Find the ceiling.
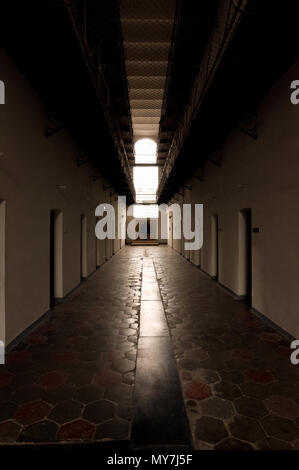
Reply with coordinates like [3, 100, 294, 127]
[0, 0, 136, 203]
[0, 0, 297, 205]
[157, 0, 298, 202]
[120, 0, 176, 167]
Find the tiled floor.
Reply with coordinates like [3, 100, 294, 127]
[132, 257, 190, 447]
[0, 245, 299, 449]
[0, 251, 142, 444]
[153, 247, 299, 450]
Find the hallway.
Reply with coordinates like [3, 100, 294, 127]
[0, 0, 299, 459]
[0, 246, 298, 450]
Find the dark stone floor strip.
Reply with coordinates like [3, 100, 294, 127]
[139, 301, 169, 337]
[131, 257, 191, 448]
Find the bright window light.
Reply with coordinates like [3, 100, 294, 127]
[133, 166, 158, 204]
[135, 195, 156, 203]
[134, 138, 157, 164]
[133, 204, 158, 219]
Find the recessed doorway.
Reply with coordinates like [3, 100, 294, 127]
[0, 200, 5, 344]
[238, 208, 252, 305]
[211, 214, 219, 279]
[50, 209, 63, 306]
[81, 215, 87, 280]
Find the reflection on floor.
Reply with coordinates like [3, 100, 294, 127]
[0, 251, 142, 444]
[154, 248, 299, 450]
[0, 246, 298, 450]
[132, 256, 190, 447]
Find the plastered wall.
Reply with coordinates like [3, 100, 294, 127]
[168, 60, 299, 339]
[0, 51, 123, 344]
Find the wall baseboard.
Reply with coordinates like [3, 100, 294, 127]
[250, 307, 295, 342]
[182, 253, 295, 343]
[218, 281, 244, 301]
[5, 245, 125, 353]
[6, 309, 52, 353]
[6, 266, 101, 352]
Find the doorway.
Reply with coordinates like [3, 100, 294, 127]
[238, 209, 252, 304]
[0, 201, 5, 345]
[81, 215, 87, 280]
[169, 214, 173, 248]
[211, 214, 218, 279]
[96, 236, 100, 268]
[96, 218, 105, 267]
[50, 210, 63, 307]
[105, 237, 110, 261]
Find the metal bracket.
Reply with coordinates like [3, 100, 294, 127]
[206, 148, 222, 167]
[237, 112, 258, 139]
[193, 173, 204, 181]
[207, 157, 222, 167]
[76, 149, 89, 167]
[45, 112, 64, 138]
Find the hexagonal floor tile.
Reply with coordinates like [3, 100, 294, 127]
[229, 415, 265, 443]
[18, 420, 58, 443]
[257, 437, 293, 450]
[105, 383, 133, 403]
[83, 400, 116, 424]
[198, 397, 234, 420]
[15, 400, 50, 425]
[261, 415, 299, 442]
[74, 384, 105, 404]
[195, 416, 228, 444]
[36, 371, 66, 389]
[95, 418, 130, 440]
[0, 402, 17, 422]
[234, 396, 268, 419]
[264, 395, 299, 420]
[49, 399, 83, 424]
[0, 421, 22, 442]
[57, 419, 95, 441]
[185, 382, 211, 401]
[215, 438, 254, 450]
[111, 359, 135, 374]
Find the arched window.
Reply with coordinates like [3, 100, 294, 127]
[134, 138, 157, 164]
[133, 139, 158, 209]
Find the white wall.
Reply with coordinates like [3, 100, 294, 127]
[168, 59, 299, 339]
[168, 196, 183, 254]
[0, 200, 5, 344]
[0, 50, 124, 344]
